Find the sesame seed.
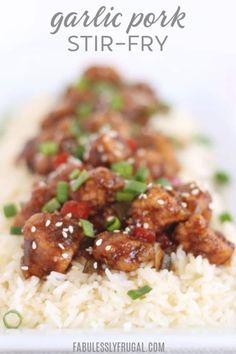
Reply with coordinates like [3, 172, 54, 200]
[136, 222, 141, 227]
[32, 241, 37, 250]
[181, 202, 188, 208]
[139, 193, 147, 199]
[62, 231, 68, 238]
[96, 239, 103, 246]
[191, 188, 200, 196]
[45, 219, 51, 227]
[85, 246, 93, 254]
[65, 213, 72, 219]
[62, 253, 69, 259]
[106, 216, 114, 222]
[21, 266, 29, 271]
[63, 228, 69, 232]
[165, 186, 173, 191]
[58, 243, 65, 250]
[105, 245, 112, 251]
[157, 199, 165, 206]
[143, 223, 149, 229]
[68, 225, 74, 234]
[93, 262, 98, 269]
[113, 230, 120, 233]
[31, 226, 36, 233]
[147, 183, 153, 189]
[181, 192, 190, 198]
[55, 222, 63, 227]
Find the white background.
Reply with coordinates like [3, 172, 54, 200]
[0, 0, 236, 212]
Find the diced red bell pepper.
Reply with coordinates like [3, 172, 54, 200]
[52, 152, 69, 169]
[126, 138, 138, 152]
[61, 201, 91, 219]
[132, 227, 156, 243]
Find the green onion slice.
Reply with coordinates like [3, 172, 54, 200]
[155, 178, 172, 188]
[111, 161, 133, 178]
[124, 180, 147, 195]
[10, 226, 23, 235]
[3, 310, 22, 329]
[3, 203, 17, 218]
[76, 103, 93, 119]
[73, 145, 85, 160]
[219, 212, 233, 223]
[75, 77, 90, 92]
[194, 134, 212, 145]
[70, 170, 89, 192]
[115, 191, 135, 202]
[42, 198, 61, 213]
[39, 141, 58, 156]
[110, 94, 124, 111]
[69, 120, 81, 138]
[127, 285, 152, 300]
[106, 216, 121, 231]
[69, 169, 81, 180]
[56, 181, 69, 203]
[214, 171, 230, 185]
[80, 219, 95, 238]
[135, 167, 149, 182]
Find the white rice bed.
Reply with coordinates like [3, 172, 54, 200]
[0, 97, 236, 329]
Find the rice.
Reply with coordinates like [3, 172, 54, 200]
[0, 97, 236, 329]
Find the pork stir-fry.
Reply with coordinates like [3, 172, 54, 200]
[4, 65, 234, 279]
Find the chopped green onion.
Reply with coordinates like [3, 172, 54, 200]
[93, 81, 116, 95]
[73, 145, 85, 160]
[80, 219, 95, 238]
[124, 180, 147, 195]
[10, 226, 22, 235]
[69, 120, 81, 138]
[110, 94, 124, 111]
[3, 310, 22, 329]
[75, 77, 90, 92]
[70, 170, 89, 192]
[214, 171, 230, 185]
[69, 169, 81, 180]
[135, 167, 149, 182]
[111, 161, 133, 178]
[42, 198, 61, 213]
[56, 181, 69, 203]
[115, 191, 135, 202]
[155, 178, 172, 188]
[39, 141, 58, 156]
[194, 134, 212, 145]
[127, 285, 152, 300]
[76, 103, 93, 119]
[106, 216, 121, 231]
[219, 212, 233, 223]
[3, 203, 17, 218]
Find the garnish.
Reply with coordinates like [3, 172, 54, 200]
[3, 310, 22, 329]
[56, 181, 69, 203]
[124, 180, 147, 195]
[73, 145, 85, 160]
[127, 285, 152, 300]
[106, 216, 121, 231]
[110, 94, 124, 111]
[76, 103, 93, 119]
[69, 120, 81, 138]
[75, 77, 90, 92]
[155, 178, 172, 188]
[10, 226, 23, 235]
[3, 203, 17, 218]
[115, 191, 136, 202]
[39, 141, 58, 156]
[219, 212, 233, 223]
[69, 169, 81, 180]
[135, 167, 149, 182]
[111, 161, 133, 178]
[214, 171, 230, 185]
[61, 201, 91, 219]
[42, 198, 61, 213]
[80, 219, 95, 238]
[194, 134, 212, 145]
[70, 170, 89, 192]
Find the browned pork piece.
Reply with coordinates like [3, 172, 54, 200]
[21, 213, 83, 278]
[84, 132, 132, 168]
[175, 182, 212, 222]
[174, 214, 235, 265]
[129, 185, 188, 233]
[93, 231, 154, 272]
[81, 111, 132, 137]
[83, 66, 122, 84]
[70, 167, 124, 210]
[133, 130, 179, 179]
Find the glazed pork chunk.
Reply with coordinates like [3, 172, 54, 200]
[84, 131, 132, 168]
[93, 231, 154, 272]
[174, 214, 235, 265]
[22, 213, 83, 278]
